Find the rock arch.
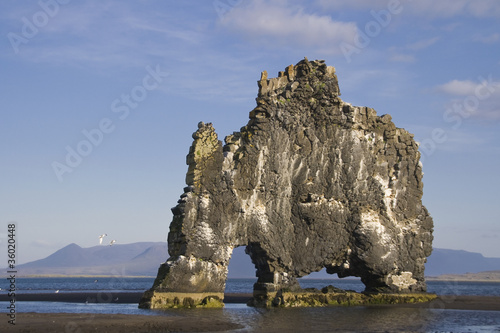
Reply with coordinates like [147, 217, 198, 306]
[139, 59, 433, 309]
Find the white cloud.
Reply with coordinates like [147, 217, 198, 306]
[441, 22, 462, 32]
[436, 78, 500, 121]
[390, 53, 415, 63]
[32, 239, 61, 249]
[316, 0, 500, 18]
[473, 33, 500, 44]
[436, 78, 500, 96]
[437, 80, 482, 96]
[406, 37, 440, 50]
[219, 0, 358, 55]
[437, 130, 488, 152]
[387, 37, 439, 63]
[414, 125, 494, 156]
[5, 1, 207, 68]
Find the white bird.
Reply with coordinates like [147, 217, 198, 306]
[55, 290, 59, 293]
[109, 240, 116, 246]
[98, 234, 107, 245]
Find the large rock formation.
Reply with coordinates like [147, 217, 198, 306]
[139, 58, 434, 309]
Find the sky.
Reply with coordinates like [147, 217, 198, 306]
[1, 0, 499, 265]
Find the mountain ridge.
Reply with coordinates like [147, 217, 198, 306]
[5, 243, 500, 278]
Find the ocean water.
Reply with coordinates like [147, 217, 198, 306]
[1, 276, 153, 293]
[3, 276, 499, 296]
[2, 277, 500, 332]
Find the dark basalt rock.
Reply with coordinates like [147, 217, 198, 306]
[139, 58, 434, 309]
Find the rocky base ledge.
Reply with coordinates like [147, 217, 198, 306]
[249, 286, 437, 308]
[139, 291, 224, 309]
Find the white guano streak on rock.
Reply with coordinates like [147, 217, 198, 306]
[240, 148, 270, 232]
[374, 174, 397, 223]
[222, 151, 235, 171]
[360, 210, 393, 260]
[197, 221, 216, 246]
[253, 204, 269, 232]
[214, 245, 233, 265]
[357, 157, 366, 181]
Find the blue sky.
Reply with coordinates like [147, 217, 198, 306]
[1, 0, 499, 264]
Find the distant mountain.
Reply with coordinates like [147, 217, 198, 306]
[427, 270, 500, 282]
[425, 248, 500, 276]
[14, 242, 168, 277]
[7, 243, 500, 278]
[11, 242, 255, 278]
[228, 247, 500, 279]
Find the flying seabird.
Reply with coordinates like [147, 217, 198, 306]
[98, 234, 107, 245]
[109, 240, 116, 246]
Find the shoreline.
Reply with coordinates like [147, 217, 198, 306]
[3, 294, 499, 332]
[0, 292, 253, 304]
[1, 292, 499, 311]
[425, 277, 500, 283]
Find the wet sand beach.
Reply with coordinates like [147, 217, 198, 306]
[12, 312, 244, 332]
[3, 294, 499, 332]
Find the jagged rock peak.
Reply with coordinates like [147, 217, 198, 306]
[257, 58, 339, 99]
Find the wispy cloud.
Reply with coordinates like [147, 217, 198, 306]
[388, 37, 439, 63]
[4, 1, 206, 68]
[438, 130, 489, 152]
[218, 0, 357, 55]
[390, 53, 416, 63]
[436, 78, 500, 96]
[32, 239, 61, 249]
[473, 33, 500, 44]
[481, 232, 499, 239]
[406, 37, 440, 50]
[414, 125, 494, 156]
[437, 80, 483, 96]
[436, 78, 500, 121]
[316, 0, 500, 18]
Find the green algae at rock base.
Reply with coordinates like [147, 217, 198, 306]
[248, 286, 437, 308]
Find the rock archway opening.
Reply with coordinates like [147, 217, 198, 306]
[298, 269, 363, 292]
[227, 246, 257, 279]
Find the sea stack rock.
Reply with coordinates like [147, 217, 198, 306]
[139, 58, 434, 309]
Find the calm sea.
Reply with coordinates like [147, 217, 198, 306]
[1, 277, 500, 332]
